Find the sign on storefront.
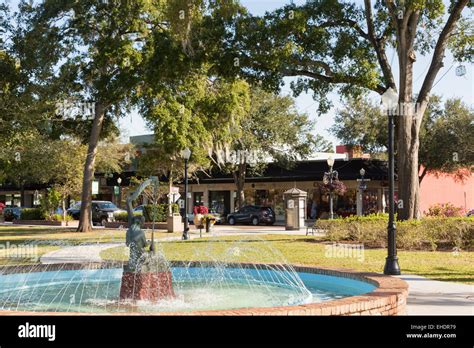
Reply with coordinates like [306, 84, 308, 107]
[92, 181, 99, 195]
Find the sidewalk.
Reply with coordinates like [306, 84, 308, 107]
[398, 275, 473, 315]
[187, 224, 325, 236]
[40, 243, 120, 264]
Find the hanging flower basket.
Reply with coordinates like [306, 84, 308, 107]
[319, 181, 347, 196]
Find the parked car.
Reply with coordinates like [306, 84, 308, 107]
[67, 201, 126, 226]
[66, 202, 82, 220]
[226, 205, 275, 226]
[3, 207, 22, 222]
[133, 205, 145, 215]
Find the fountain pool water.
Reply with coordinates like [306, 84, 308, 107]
[0, 263, 376, 313]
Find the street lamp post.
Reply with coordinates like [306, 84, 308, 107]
[358, 168, 367, 216]
[116, 177, 122, 207]
[381, 87, 401, 275]
[181, 148, 191, 240]
[324, 156, 338, 220]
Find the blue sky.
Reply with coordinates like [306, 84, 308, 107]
[5, 0, 473, 146]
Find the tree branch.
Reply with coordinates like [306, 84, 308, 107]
[281, 67, 386, 94]
[384, 0, 400, 43]
[419, 165, 428, 184]
[364, 0, 396, 90]
[417, 0, 468, 108]
[320, 19, 369, 40]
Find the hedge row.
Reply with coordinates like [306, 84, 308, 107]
[316, 215, 474, 250]
[19, 208, 45, 220]
[19, 208, 72, 221]
[115, 204, 180, 223]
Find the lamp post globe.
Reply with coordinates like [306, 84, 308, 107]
[381, 87, 399, 112]
[181, 148, 191, 161]
[326, 156, 335, 168]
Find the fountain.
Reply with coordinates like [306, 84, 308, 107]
[119, 177, 174, 302]
[0, 177, 408, 315]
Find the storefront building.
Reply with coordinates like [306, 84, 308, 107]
[186, 157, 395, 222]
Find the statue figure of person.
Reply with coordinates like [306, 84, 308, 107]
[126, 216, 147, 272]
[124, 177, 159, 272]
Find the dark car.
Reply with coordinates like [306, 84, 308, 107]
[3, 207, 22, 222]
[67, 201, 125, 226]
[66, 202, 82, 220]
[227, 205, 275, 226]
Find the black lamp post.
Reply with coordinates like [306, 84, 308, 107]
[181, 148, 191, 240]
[359, 168, 367, 216]
[381, 87, 401, 275]
[116, 177, 122, 207]
[323, 156, 338, 220]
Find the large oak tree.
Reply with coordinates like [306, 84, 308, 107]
[227, 0, 472, 219]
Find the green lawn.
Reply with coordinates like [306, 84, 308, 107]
[0, 226, 472, 284]
[101, 235, 474, 284]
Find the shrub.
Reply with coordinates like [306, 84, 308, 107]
[114, 212, 128, 222]
[48, 213, 73, 222]
[39, 188, 62, 217]
[317, 216, 474, 250]
[20, 208, 46, 220]
[114, 211, 142, 222]
[143, 204, 179, 222]
[425, 203, 465, 217]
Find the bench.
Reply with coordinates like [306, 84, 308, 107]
[305, 220, 317, 236]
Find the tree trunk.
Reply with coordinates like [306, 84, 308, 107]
[168, 172, 173, 216]
[77, 103, 106, 232]
[20, 183, 25, 207]
[395, 11, 421, 221]
[389, 2, 467, 220]
[233, 162, 246, 210]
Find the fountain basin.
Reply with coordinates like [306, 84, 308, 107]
[0, 262, 408, 315]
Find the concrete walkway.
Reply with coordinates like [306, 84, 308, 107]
[397, 275, 473, 315]
[187, 224, 326, 237]
[40, 243, 120, 264]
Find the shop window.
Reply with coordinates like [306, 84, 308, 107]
[209, 191, 230, 216]
[193, 192, 204, 208]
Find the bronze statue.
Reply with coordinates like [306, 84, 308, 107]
[123, 176, 169, 273]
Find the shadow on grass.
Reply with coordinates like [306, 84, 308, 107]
[429, 277, 473, 283]
[167, 236, 325, 244]
[0, 229, 77, 237]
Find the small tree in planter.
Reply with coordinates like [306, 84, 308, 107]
[39, 188, 62, 220]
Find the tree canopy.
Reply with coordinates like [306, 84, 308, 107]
[223, 0, 472, 219]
